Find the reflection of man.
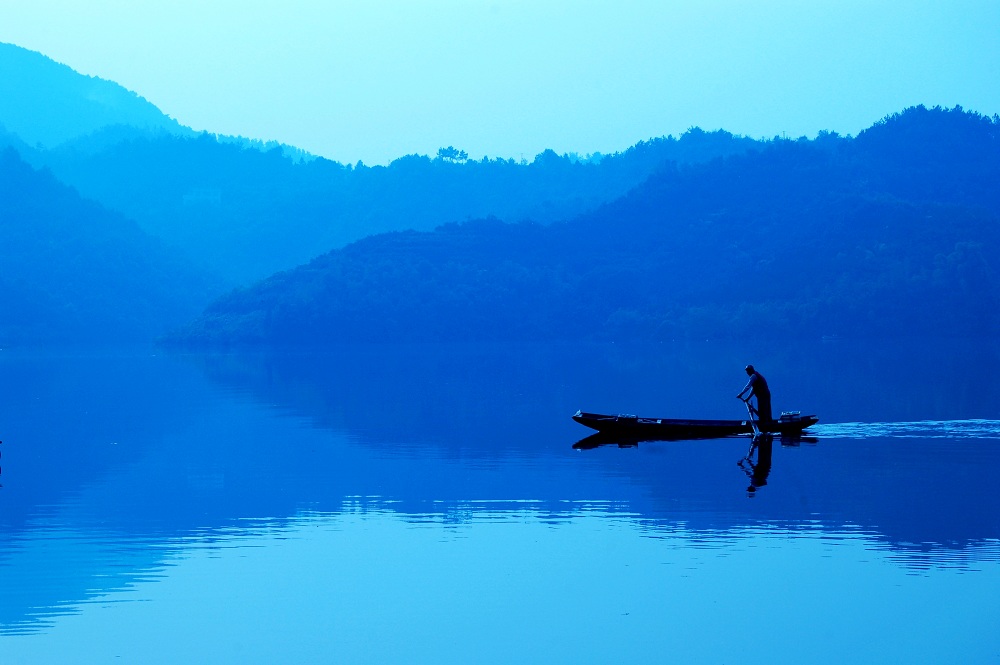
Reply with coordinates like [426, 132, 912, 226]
[743, 434, 773, 495]
[737, 364, 771, 427]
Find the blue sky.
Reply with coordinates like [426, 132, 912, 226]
[1, 0, 997, 164]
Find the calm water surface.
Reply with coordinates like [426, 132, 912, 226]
[0, 340, 998, 664]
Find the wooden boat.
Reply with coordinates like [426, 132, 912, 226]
[572, 409, 818, 440]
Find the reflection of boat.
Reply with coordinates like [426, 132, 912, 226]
[572, 434, 639, 450]
[572, 410, 818, 440]
[572, 432, 819, 450]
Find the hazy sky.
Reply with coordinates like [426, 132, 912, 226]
[1, 1, 997, 164]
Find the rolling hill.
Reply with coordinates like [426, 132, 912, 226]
[0, 149, 222, 343]
[0, 42, 763, 285]
[170, 106, 1000, 345]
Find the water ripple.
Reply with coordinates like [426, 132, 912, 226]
[811, 419, 1000, 439]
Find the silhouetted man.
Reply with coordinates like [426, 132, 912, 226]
[737, 364, 771, 428]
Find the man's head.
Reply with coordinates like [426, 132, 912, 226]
[745, 364, 755, 376]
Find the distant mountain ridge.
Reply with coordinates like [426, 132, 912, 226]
[28, 128, 759, 283]
[0, 41, 768, 286]
[171, 106, 1000, 345]
[0, 42, 193, 148]
[0, 42, 312, 164]
[3, 42, 997, 345]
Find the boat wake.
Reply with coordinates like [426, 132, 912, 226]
[810, 419, 1000, 440]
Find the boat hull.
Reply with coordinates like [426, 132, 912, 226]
[572, 410, 818, 440]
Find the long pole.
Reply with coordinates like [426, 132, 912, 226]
[743, 397, 761, 438]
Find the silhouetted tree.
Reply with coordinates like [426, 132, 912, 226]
[436, 146, 468, 162]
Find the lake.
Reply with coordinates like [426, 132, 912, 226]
[1, 339, 998, 664]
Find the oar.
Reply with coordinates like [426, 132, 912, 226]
[742, 397, 761, 438]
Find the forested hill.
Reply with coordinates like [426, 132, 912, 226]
[22, 128, 758, 284]
[171, 106, 1000, 345]
[0, 150, 222, 343]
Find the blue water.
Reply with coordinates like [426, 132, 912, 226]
[1, 340, 998, 663]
